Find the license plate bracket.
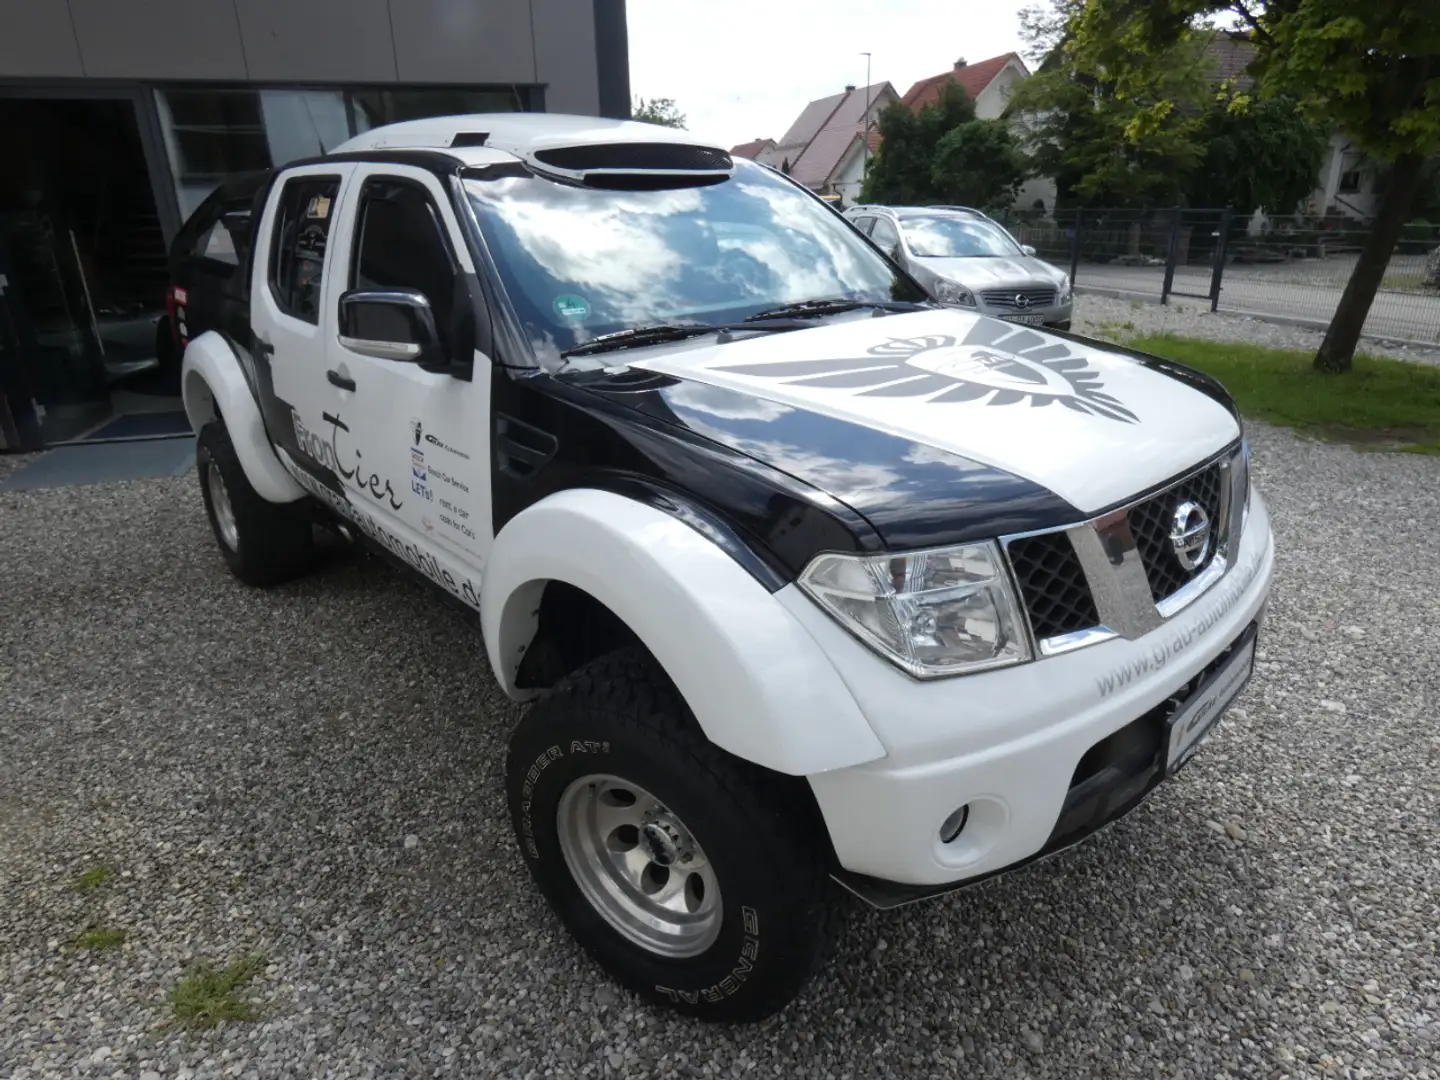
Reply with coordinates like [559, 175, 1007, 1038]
[1165, 632, 1257, 774]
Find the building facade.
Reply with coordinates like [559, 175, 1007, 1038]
[0, 0, 629, 451]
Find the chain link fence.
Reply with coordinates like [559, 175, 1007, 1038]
[995, 208, 1440, 345]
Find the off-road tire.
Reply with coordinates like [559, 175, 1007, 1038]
[196, 420, 316, 587]
[506, 646, 842, 1022]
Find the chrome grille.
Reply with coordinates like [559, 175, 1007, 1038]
[1003, 445, 1240, 651]
[981, 286, 1057, 309]
[1126, 463, 1225, 603]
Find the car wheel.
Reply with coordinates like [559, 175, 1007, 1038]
[506, 646, 843, 1022]
[196, 420, 316, 587]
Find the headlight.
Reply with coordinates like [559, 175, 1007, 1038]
[933, 278, 976, 307]
[1232, 437, 1252, 535]
[798, 543, 1031, 678]
[1059, 275, 1073, 303]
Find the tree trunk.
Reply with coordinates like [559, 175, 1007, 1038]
[1314, 152, 1426, 373]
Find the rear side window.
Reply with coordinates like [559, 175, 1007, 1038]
[350, 178, 457, 346]
[850, 215, 875, 235]
[269, 176, 341, 324]
[869, 217, 901, 255]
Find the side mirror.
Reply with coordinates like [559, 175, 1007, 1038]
[338, 288, 442, 365]
[1021, 244, 1037, 257]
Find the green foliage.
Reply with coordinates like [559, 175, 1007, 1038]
[931, 120, 1029, 210]
[631, 97, 686, 129]
[1009, 40, 1209, 207]
[169, 954, 266, 1029]
[1188, 95, 1329, 213]
[1129, 335, 1440, 452]
[69, 865, 113, 892]
[862, 80, 998, 205]
[73, 927, 128, 950]
[1072, 0, 1440, 164]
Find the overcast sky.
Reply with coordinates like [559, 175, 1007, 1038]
[626, 0, 1035, 149]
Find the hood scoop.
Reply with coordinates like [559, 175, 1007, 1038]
[507, 140, 733, 189]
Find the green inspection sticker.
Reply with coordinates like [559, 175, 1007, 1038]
[553, 294, 590, 320]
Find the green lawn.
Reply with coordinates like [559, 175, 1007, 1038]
[1125, 335, 1440, 454]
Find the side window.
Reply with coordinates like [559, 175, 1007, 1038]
[350, 178, 457, 346]
[197, 218, 239, 265]
[269, 175, 341, 324]
[851, 215, 875, 236]
[869, 217, 901, 256]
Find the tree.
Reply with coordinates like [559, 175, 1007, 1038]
[1186, 94, 1329, 214]
[631, 97, 686, 128]
[1071, 0, 1440, 372]
[931, 120, 1029, 210]
[861, 80, 981, 204]
[1017, 0, 1084, 64]
[1008, 26, 1212, 207]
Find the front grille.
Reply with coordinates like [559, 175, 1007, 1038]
[1128, 463, 1224, 602]
[981, 286, 1057, 309]
[1006, 531, 1099, 641]
[534, 143, 732, 172]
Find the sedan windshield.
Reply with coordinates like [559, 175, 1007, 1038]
[463, 160, 924, 366]
[900, 215, 1023, 259]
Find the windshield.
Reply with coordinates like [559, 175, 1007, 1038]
[463, 160, 924, 366]
[900, 215, 1024, 259]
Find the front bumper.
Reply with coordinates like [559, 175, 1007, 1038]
[975, 298, 1073, 327]
[778, 490, 1274, 904]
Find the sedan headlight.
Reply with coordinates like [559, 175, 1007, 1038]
[799, 543, 1031, 678]
[1058, 275, 1073, 303]
[933, 278, 976, 307]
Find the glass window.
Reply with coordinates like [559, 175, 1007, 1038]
[351, 179, 456, 345]
[868, 216, 901, 255]
[850, 215, 875, 235]
[269, 176, 340, 324]
[898, 215, 1024, 258]
[463, 159, 925, 365]
[349, 88, 529, 134]
[197, 218, 239, 265]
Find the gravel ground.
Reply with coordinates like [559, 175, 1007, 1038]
[2, 427, 1439, 1080]
[1073, 293, 1440, 366]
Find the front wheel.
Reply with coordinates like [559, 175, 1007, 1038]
[506, 647, 841, 1022]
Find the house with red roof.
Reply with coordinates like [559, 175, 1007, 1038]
[900, 53, 1031, 121]
[732, 81, 896, 205]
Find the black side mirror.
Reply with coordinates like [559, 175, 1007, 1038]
[338, 288, 443, 366]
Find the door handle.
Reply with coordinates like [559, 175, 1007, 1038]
[327, 369, 356, 392]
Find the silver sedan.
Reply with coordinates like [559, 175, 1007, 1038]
[845, 206, 1073, 329]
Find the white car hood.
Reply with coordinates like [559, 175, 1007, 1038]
[626, 310, 1238, 515]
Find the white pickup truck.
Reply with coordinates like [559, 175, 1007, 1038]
[178, 112, 1274, 1022]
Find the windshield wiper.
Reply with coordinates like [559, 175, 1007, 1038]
[560, 321, 802, 359]
[743, 297, 929, 322]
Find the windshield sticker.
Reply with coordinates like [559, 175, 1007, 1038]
[553, 294, 590, 320]
[711, 319, 1138, 423]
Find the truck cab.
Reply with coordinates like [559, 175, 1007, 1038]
[178, 113, 1274, 1023]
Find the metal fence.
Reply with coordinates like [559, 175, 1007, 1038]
[995, 208, 1440, 345]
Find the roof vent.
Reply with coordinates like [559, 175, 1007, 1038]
[954, 58, 967, 69]
[844, 83, 857, 92]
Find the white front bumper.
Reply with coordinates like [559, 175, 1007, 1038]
[780, 490, 1275, 891]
